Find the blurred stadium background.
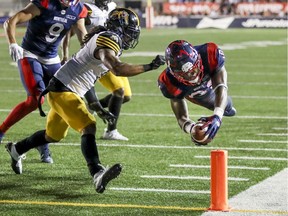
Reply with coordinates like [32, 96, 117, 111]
[0, 0, 287, 28]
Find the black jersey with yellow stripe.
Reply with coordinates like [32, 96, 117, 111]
[96, 31, 123, 56]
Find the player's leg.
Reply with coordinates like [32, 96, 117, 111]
[0, 58, 44, 143]
[35, 62, 61, 163]
[98, 72, 130, 141]
[48, 91, 122, 193]
[185, 87, 236, 116]
[6, 108, 69, 174]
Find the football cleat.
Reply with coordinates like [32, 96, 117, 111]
[5, 142, 26, 174]
[37, 144, 54, 164]
[93, 163, 122, 193]
[101, 129, 129, 141]
[224, 107, 237, 117]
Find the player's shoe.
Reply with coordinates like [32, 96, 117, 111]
[5, 142, 26, 174]
[93, 163, 122, 193]
[101, 129, 129, 141]
[37, 144, 53, 164]
[0, 132, 4, 144]
[224, 107, 237, 117]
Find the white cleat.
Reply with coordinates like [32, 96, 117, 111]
[101, 129, 129, 141]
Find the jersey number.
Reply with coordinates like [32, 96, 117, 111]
[45, 23, 65, 43]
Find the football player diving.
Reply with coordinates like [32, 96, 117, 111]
[62, 0, 132, 141]
[1, 0, 88, 163]
[158, 40, 236, 145]
[5, 8, 165, 193]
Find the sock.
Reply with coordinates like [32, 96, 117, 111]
[81, 134, 101, 176]
[107, 95, 123, 131]
[0, 96, 38, 133]
[15, 130, 48, 155]
[99, 94, 112, 108]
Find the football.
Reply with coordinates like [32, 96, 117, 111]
[191, 122, 211, 145]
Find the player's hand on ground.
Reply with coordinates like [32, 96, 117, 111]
[9, 43, 23, 62]
[198, 115, 222, 139]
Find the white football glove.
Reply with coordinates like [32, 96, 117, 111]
[9, 43, 23, 62]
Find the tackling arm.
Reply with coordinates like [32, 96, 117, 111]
[170, 98, 195, 134]
[96, 48, 165, 76]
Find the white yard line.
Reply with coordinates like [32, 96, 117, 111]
[238, 140, 287, 144]
[140, 175, 249, 181]
[257, 133, 288, 136]
[50, 143, 288, 152]
[169, 164, 270, 170]
[195, 155, 288, 161]
[109, 187, 210, 194]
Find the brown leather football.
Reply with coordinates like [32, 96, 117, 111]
[191, 122, 211, 145]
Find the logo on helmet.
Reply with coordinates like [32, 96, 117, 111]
[181, 62, 193, 73]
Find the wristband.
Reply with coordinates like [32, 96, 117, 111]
[143, 64, 152, 72]
[181, 120, 195, 134]
[213, 107, 224, 119]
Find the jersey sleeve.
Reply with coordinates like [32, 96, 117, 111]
[206, 42, 225, 72]
[31, 0, 48, 9]
[96, 32, 122, 56]
[78, 4, 88, 19]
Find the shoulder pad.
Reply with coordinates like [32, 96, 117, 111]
[97, 31, 122, 54]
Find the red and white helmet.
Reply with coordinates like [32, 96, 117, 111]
[165, 40, 204, 85]
[59, 0, 80, 7]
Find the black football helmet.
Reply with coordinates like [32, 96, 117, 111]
[106, 8, 140, 50]
[165, 40, 204, 85]
[94, 0, 111, 10]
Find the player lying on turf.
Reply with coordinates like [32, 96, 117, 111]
[158, 40, 236, 145]
[5, 8, 165, 193]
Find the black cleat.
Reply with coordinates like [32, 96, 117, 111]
[93, 163, 122, 193]
[5, 142, 25, 174]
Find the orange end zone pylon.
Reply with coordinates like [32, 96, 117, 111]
[208, 150, 231, 211]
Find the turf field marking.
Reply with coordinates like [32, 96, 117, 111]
[238, 139, 287, 144]
[0, 199, 286, 215]
[169, 164, 270, 170]
[53, 143, 288, 152]
[109, 187, 210, 194]
[257, 133, 287, 136]
[140, 175, 249, 181]
[272, 127, 287, 130]
[0, 109, 287, 120]
[195, 155, 288, 161]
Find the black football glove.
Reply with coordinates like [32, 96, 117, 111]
[96, 109, 116, 125]
[144, 55, 166, 71]
[151, 55, 166, 69]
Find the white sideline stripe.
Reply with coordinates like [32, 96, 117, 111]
[257, 133, 288, 136]
[169, 164, 270, 170]
[238, 139, 287, 144]
[52, 143, 288, 152]
[195, 155, 288, 161]
[109, 187, 210, 194]
[140, 175, 249, 181]
[201, 168, 288, 216]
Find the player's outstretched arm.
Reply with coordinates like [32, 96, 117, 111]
[170, 98, 195, 134]
[97, 48, 165, 77]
